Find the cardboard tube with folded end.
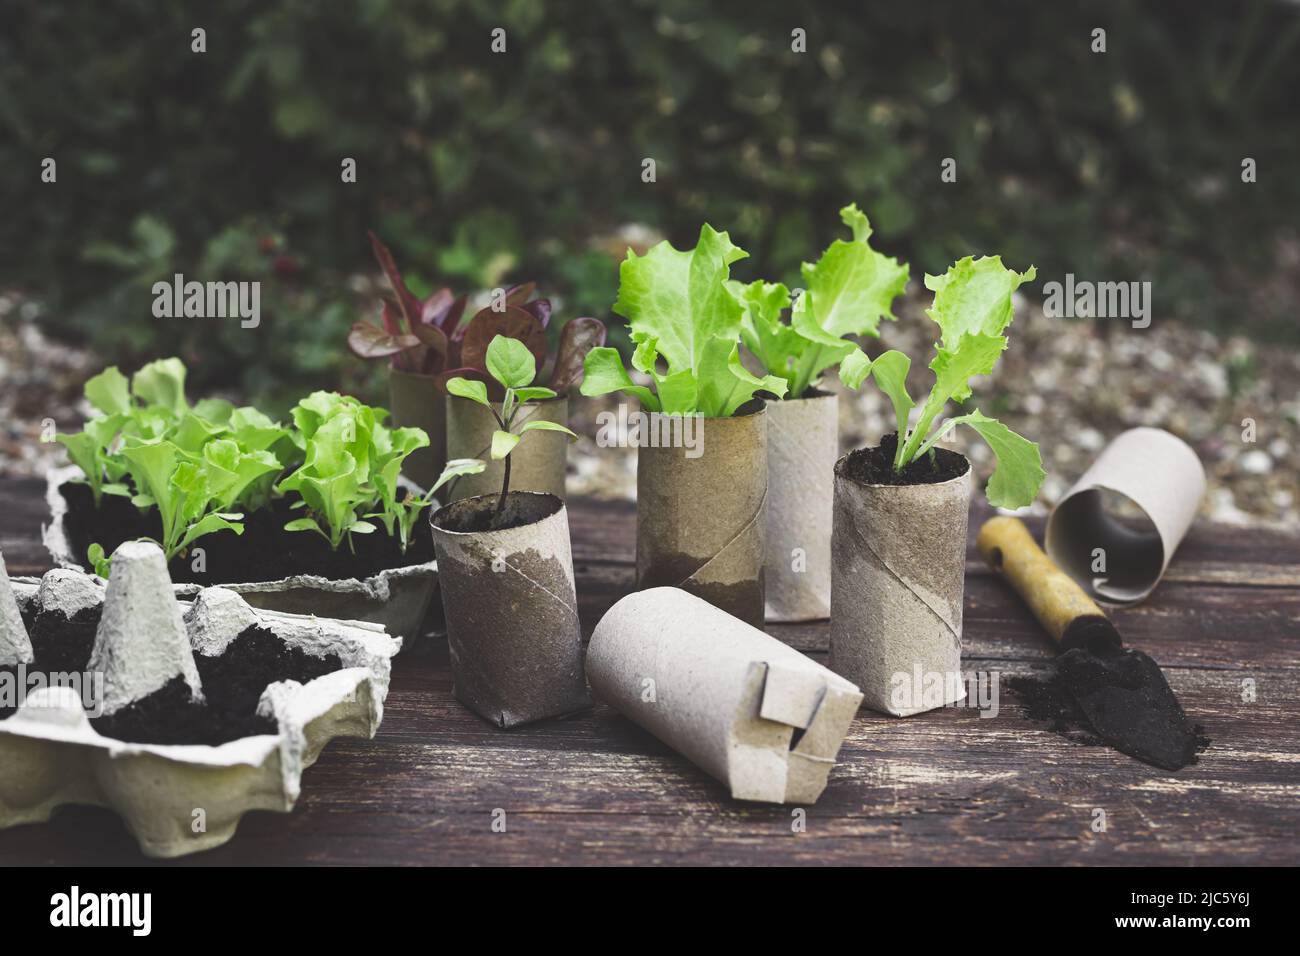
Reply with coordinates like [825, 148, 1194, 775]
[764, 392, 837, 623]
[636, 403, 767, 628]
[388, 369, 446, 491]
[828, 449, 972, 716]
[586, 587, 862, 804]
[445, 396, 569, 502]
[430, 492, 591, 728]
[1046, 427, 1205, 606]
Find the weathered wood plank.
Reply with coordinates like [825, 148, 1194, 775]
[0, 476, 49, 575]
[1, 478, 1298, 866]
[2, 661, 1293, 866]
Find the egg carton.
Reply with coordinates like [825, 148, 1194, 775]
[0, 541, 400, 858]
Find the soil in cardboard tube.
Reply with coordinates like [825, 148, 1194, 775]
[2, 604, 343, 743]
[433, 491, 561, 534]
[842, 433, 969, 486]
[59, 480, 435, 583]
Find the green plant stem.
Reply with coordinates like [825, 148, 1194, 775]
[494, 452, 512, 526]
[897, 398, 943, 470]
[789, 348, 822, 399]
[492, 391, 512, 525]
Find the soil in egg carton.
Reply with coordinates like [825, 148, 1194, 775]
[2, 603, 343, 744]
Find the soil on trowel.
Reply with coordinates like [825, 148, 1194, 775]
[841, 433, 969, 487]
[60, 480, 435, 584]
[1008, 653, 1211, 771]
[90, 625, 344, 746]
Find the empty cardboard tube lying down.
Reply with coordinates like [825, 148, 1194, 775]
[586, 587, 862, 804]
[1046, 427, 1206, 605]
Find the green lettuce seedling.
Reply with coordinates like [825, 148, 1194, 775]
[56, 366, 133, 506]
[733, 204, 909, 400]
[278, 392, 432, 552]
[445, 334, 577, 524]
[580, 225, 788, 417]
[117, 436, 281, 562]
[60, 358, 437, 565]
[839, 255, 1046, 509]
[379, 457, 486, 548]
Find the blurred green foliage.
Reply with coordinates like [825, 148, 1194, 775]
[3, 0, 1298, 410]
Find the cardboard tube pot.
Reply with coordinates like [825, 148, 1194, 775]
[828, 448, 972, 716]
[1046, 427, 1206, 605]
[636, 402, 767, 628]
[587, 587, 862, 804]
[764, 391, 837, 622]
[445, 396, 569, 502]
[388, 368, 446, 491]
[429, 492, 590, 728]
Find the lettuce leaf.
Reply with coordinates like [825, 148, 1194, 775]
[898, 256, 1035, 466]
[739, 204, 908, 398]
[800, 204, 909, 340]
[843, 255, 1045, 509]
[583, 225, 786, 416]
[914, 410, 1045, 510]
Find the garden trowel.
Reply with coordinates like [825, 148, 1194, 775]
[976, 516, 1200, 771]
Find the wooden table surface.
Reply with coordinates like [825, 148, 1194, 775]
[1, 476, 1297, 866]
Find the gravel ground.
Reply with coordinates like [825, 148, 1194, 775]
[4, 288, 1298, 529]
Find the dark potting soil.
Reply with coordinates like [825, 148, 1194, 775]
[90, 625, 344, 746]
[433, 491, 562, 534]
[2, 602, 103, 720]
[1, 600, 345, 744]
[1008, 652, 1210, 771]
[841, 433, 969, 487]
[30, 603, 101, 675]
[59, 480, 436, 584]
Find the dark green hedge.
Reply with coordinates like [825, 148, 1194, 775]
[4, 0, 1298, 407]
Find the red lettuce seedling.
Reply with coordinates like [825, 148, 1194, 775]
[348, 232, 606, 400]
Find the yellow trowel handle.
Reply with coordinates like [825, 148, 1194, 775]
[976, 516, 1122, 652]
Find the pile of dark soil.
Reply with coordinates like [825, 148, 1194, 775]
[60, 481, 435, 583]
[841, 433, 970, 487]
[1008, 658, 1211, 770]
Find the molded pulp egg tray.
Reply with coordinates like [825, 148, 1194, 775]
[0, 542, 400, 858]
